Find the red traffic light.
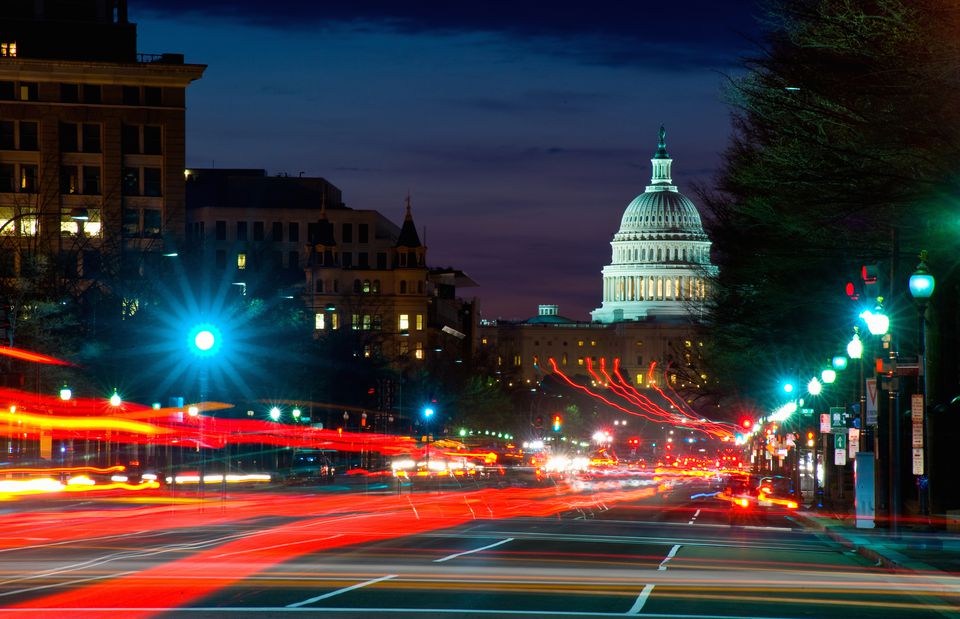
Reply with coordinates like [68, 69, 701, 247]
[845, 281, 860, 301]
[741, 418, 752, 429]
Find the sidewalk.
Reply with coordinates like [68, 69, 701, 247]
[794, 509, 960, 575]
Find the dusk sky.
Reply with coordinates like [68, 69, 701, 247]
[135, 1, 761, 321]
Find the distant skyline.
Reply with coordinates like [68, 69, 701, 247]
[136, 1, 762, 320]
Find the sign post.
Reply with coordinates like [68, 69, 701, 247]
[911, 394, 924, 475]
[835, 432, 847, 466]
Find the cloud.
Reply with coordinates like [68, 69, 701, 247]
[134, 0, 760, 70]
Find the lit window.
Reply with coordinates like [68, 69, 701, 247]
[399, 314, 409, 331]
[399, 340, 409, 356]
[578, 340, 584, 347]
[416, 314, 423, 330]
[481, 338, 488, 345]
[315, 313, 325, 330]
[331, 313, 339, 330]
[352, 314, 360, 330]
[362, 314, 371, 330]
[364, 345, 371, 358]
[590, 340, 596, 347]
[0, 43, 16, 57]
[562, 353, 567, 365]
[363, 280, 371, 293]
[636, 374, 644, 385]
[513, 354, 521, 367]
[237, 253, 246, 270]
[578, 358, 584, 366]
[685, 340, 692, 347]
[414, 342, 424, 360]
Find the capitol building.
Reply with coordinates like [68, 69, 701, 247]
[592, 127, 716, 323]
[479, 128, 716, 391]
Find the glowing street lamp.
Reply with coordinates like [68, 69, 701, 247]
[269, 407, 281, 421]
[807, 377, 822, 396]
[821, 369, 837, 385]
[832, 355, 848, 370]
[908, 250, 935, 514]
[109, 389, 121, 407]
[859, 301, 889, 336]
[59, 385, 72, 401]
[847, 328, 863, 359]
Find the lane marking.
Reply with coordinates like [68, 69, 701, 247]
[687, 509, 701, 525]
[658, 544, 681, 570]
[627, 583, 655, 615]
[0, 607, 796, 617]
[434, 537, 514, 563]
[212, 534, 343, 559]
[629, 544, 681, 615]
[287, 574, 397, 608]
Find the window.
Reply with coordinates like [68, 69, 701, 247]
[253, 221, 264, 241]
[315, 313, 325, 330]
[20, 165, 37, 193]
[122, 167, 139, 195]
[637, 356, 643, 365]
[18, 83, 37, 101]
[143, 168, 161, 196]
[0, 42, 16, 57]
[143, 209, 161, 237]
[60, 83, 79, 103]
[237, 221, 247, 241]
[288, 251, 298, 270]
[0, 164, 15, 192]
[19, 122, 37, 150]
[60, 122, 78, 151]
[417, 281, 423, 294]
[0, 82, 13, 100]
[82, 84, 101, 104]
[351, 314, 360, 330]
[122, 86, 140, 105]
[215, 249, 226, 269]
[372, 279, 380, 293]
[399, 314, 409, 331]
[315, 279, 324, 293]
[288, 222, 299, 242]
[358, 252, 369, 268]
[237, 253, 246, 270]
[144, 87, 162, 106]
[0, 121, 13, 149]
[414, 342, 424, 360]
[377, 252, 387, 269]
[122, 208, 139, 237]
[80, 123, 100, 152]
[215, 221, 227, 241]
[578, 340, 584, 347]
[341, 252, 352, 267]
[362, 314, 371, 330]
[341, 223, 352, 243]
[400, 281, 407, 294]
[353, 279, 361, 293]
[331, 313, 339, 329]
[359, 223, 369, 243]
[362, 280, 371, 293]
[82, 166, 100, 195]
[122, 124, 139, 153]
[60, 166, 79, 194]
[143, 126, 161, 154]
[271, 221, 283, 241]
[416, 314, 423, 330]
[373, 315, 382, 330]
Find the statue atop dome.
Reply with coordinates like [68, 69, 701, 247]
[654, 125, 669, 159]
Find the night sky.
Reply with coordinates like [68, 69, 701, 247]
[135, 1, 761, 321]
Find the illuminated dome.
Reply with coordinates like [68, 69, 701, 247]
[591, 127, 716, 323]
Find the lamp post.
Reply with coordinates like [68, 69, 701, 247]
[188, 323, 222, 496]
[908, 250, 935, 516]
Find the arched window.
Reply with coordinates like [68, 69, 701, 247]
[316, 279, 324, 293]
[417, 281, 423, 294]
[362, 279, 371, 293]
[400, 280, 407, 294]
[657, 248, 662, 261]
[372, 279, 380, 293]
[333, 280, 339, 292]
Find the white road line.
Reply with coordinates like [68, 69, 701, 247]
[286, 574, 397, 608]
[658, 544, 681, 570]
[628, 544, 681, 615]
[687, 508, 701, 525]
[434, 537, 514, 563]
[626, 583, 655, 615]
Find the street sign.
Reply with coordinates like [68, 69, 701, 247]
[912, 448, 924, 475]
[801, 407, 814, 416]
[848, 428, 860, 458]
[866, 378, 878, 426]
[835, 431, 848, 465]
[911, 394, 924, 449]
[820, 413, 831, 433]
[830, 407, 846, 429]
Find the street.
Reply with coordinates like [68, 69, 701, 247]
[0, 474, 955, 618]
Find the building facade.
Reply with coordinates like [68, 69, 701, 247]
[0, 0, 204, 291]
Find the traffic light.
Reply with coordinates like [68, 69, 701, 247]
[534, 415, 544, 429]
[627, 437, 640, 446]
[740, 418, 752, 430]
[845, 280, 861, 301]
[862, 263, 883, 301]
[806, 431, 815, 447]
[552, 415, 562, 432]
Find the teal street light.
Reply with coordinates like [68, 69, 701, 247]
[269, 407, 281, 421]
[847, 328, 863, 359]
[109, 389, 122, 407]
[807, 377, 823, 396]
[908, 251, 935, 301]
[821, 369, 837, 385]
[832, 355, 849, 371]
[423, 407, 435, 418]
[188, 323, 222, 358]
[859, 301, 889, 336]
[782, 382, 795, 394]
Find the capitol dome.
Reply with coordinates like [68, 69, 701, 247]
[591, 127, 717, 323]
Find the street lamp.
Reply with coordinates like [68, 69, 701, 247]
[269, 407, 281, 421]
[908, 250, 935, 515]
